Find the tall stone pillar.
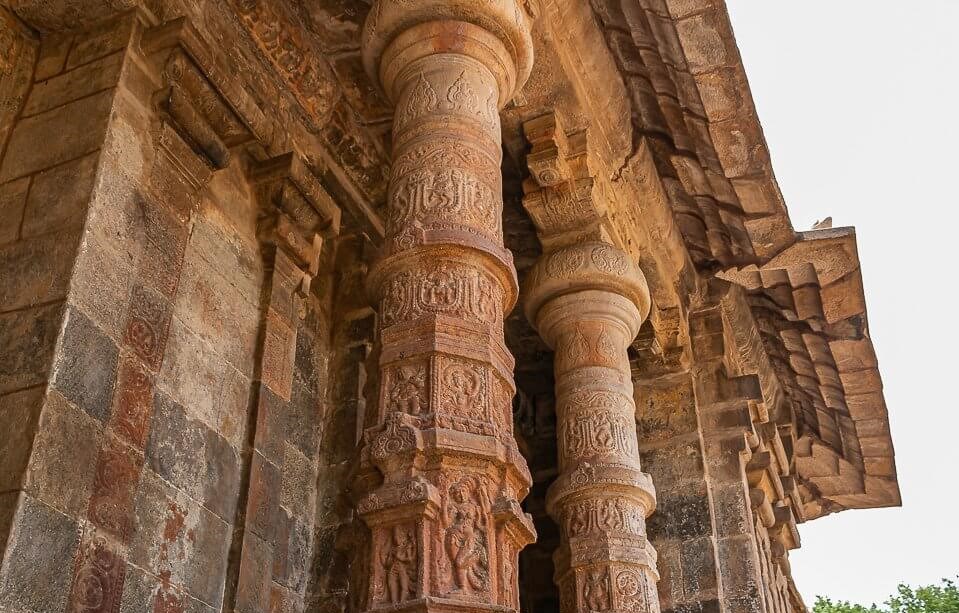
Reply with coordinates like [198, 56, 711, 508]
[356, 2, 536, 612]
[525, 242, 661, 613]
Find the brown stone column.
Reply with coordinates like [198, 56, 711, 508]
[525, 242, 661, 613]
[356, 2, 536, 612]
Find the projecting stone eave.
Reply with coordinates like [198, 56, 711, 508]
[765, 227, 900, 518]
[667, 0, 797, 261]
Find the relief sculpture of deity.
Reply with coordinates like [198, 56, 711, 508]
[443, 477, 491, 594]
[381, 525, 417, 604]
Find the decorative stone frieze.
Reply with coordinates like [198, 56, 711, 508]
[525, 241, 660, 613]
[355, 2, 537, 613]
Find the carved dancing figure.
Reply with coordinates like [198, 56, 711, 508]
[390, 366, 426, 415]
[444, 478, 490, 593]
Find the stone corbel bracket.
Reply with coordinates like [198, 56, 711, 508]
[141, 17, 273, 172]
[522, 113, 613, 251]
[249, 152, 343, 295]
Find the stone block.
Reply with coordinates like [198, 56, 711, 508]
[254, 384, 286, 466]
[0, 493, 79, 613]
[674, 10, 730, 75]
[0, 301, 63, 394]
[65, 15, 133, 70]
[24, 390, 100, 516]
[21, 152, 98, 237]
[0, 88, 114, 182]
[0, 229, 80, 310]
[0, 177, 28, 244]
[123, 284, 174, 372]
[710, 485, 750, 537]
[679, 536, 718, 598]
[287, 377, 320, 459]
[34, 31, 73, 81]
[51, 306, 119, 423]
[110, 355, 155, 450]
[69, 235, 136, 340]
[23, 50, 122, 117]
[147, 391, 240, 522]
[647, 493, 712, 541]
[65, 524, 127, 613]
[635, 377, 697, 441]
[137, 197, 190, 299]
[716, 535, 760, 600]
[273, 510, 312, 595]
[87, 432, 143, 544]
[262, 311, 296, 400]
[640, 442, 706, 493]
[188, 216, 262, 302]
[158, 318, 252, 447]
[236, 531, 273, 613]
[247, 451, 281, 542]
[280, 443, 315, 515]
[129, 471, 231, 609]
[0, 386, 44, 492]
[201, 422, 241, 522]
[174, 251, 260, 377]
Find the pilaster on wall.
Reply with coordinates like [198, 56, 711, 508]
[686, 282, 803, 613]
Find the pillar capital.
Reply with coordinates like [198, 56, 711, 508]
[362, 0, 534, 107]
[525, 241, 652, 348]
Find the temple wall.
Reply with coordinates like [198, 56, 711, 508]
[0, 11, 344, 612]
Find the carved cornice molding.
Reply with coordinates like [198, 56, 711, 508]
[7, 0, 140, 33]
[142, 17, 265, 171]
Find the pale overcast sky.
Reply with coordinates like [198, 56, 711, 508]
[724, 0, 959, 606]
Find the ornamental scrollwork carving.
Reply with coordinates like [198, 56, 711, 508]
[381, 266, 500, 327]
[370, 413, 419, 462]
[388, 167, 500, 238]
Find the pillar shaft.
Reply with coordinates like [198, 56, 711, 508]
[526, 242, 661, 613]
[357, 4, 536, 613]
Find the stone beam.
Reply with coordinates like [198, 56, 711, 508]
[354, 2, 537, 612]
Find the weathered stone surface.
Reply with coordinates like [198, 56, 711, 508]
[0, 301, 63, 394]
[129, 470, 231, 608]
[0, 230, 80, 310]
[20, 152, 98, 237]
[0, 386, 44, 492]
[51, 307, 119, 423]
[24, 390, 101, 516]
[0, 177, 28, 245]
[0, 88, 114, 182]
[0, 493, 79, 612]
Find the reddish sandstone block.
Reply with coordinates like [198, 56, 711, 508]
[65, 525, 127, 613]
[110, 356, 155, 450]
[87, 433, 144, 544]
[123, 285, 174, 372]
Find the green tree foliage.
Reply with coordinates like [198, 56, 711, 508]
[813, 579, 959, 613]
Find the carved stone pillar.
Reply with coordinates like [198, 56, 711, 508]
[356, 2, 536, 613]
[525, 242, 661, 613]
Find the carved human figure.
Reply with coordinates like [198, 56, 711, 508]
[389, 366, 426, 415]
[444, 478, 490, 593]
[382, 525, 417, 603]
[584, 569, 611, 612]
